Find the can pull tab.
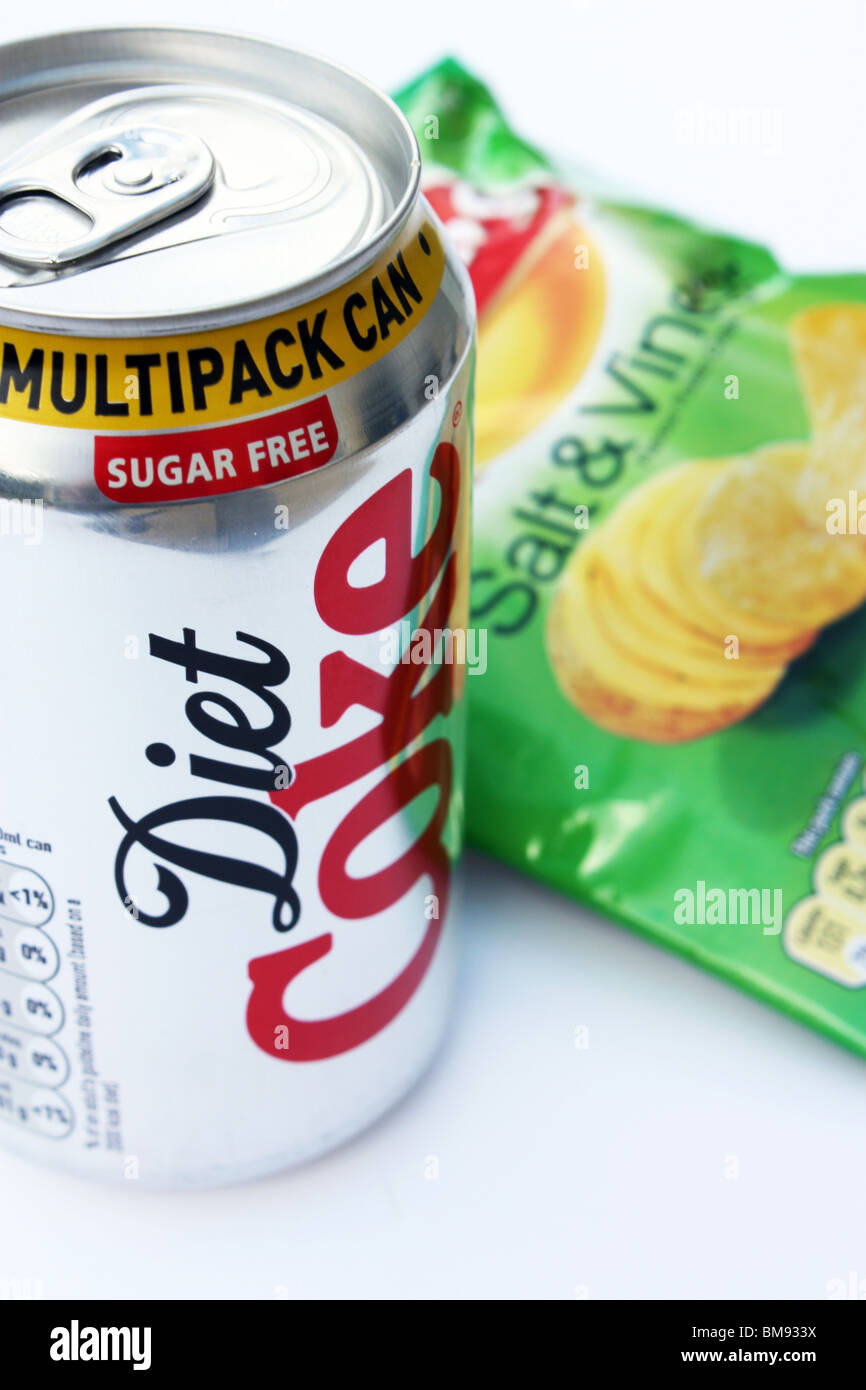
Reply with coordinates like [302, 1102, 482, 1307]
[0, 125, 215, 268]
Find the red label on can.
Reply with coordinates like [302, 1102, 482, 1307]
[93, 397, 339, 503]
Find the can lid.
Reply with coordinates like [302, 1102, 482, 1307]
[0, 27, 420, 333]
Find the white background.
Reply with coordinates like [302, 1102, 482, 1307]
[2, 0, 866, 1300]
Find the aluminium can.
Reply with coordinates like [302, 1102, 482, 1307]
[0, 27, 475, 1186]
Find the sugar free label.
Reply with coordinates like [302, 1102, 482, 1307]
[94, 395, 339, 503]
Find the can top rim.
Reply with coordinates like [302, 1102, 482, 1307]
[0, 25, 422, 336]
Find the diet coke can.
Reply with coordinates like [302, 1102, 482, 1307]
[0, 27, 474, 1185]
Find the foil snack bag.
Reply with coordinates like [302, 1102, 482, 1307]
[396, 60, 866, 1057]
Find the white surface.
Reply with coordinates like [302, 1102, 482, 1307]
[2, 0, 866, 1300]
[2, 853, 865, 1300]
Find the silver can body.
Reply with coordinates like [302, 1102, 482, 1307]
[0, 29, 474, 1186]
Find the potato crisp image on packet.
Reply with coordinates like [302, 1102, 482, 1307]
[396, 61, 866, 1055]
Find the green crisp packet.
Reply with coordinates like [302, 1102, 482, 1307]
[396, 60, 866, 1057]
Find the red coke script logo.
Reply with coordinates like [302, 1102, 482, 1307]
[94, 397, 338, 503]
[246, 442, 461, 1062]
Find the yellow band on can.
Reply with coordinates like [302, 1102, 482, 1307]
[0, 213, 445, 430]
